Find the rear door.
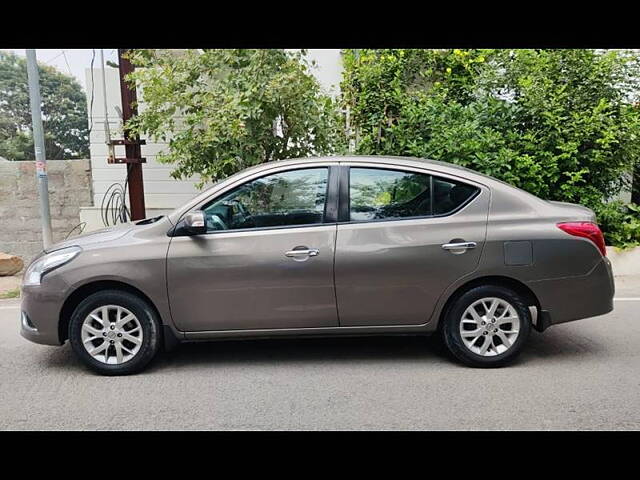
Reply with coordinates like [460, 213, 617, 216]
[334, 163, 489, 327]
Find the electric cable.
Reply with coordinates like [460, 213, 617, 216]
[43, 50, 65, 64]
[64, 222, 86, 239]
[100, 166, 131, 227]
[62, 50, 72, 76]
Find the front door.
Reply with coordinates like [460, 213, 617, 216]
[334, 165, 489, 326]
[167, 166, 339, 332]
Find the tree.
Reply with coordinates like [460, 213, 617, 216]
[341, 49, 640, 247]
[125, 49, 344, 185]
[0, 50, 89, 160]
[342, 49, 640, 207]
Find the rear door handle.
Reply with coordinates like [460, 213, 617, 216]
[285, 248, 320, 258]
[442, 241, 477, 250]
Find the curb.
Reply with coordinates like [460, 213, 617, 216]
[607, 246, 640, 278]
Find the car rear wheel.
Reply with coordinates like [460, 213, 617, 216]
[69, 290, 161, 376]
[442, 285, 531, 367]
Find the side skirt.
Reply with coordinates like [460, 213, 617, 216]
[181, 323, 436, 343]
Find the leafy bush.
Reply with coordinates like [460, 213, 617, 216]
[593, 201, 640, 249]
[126, 49, 343, 185]
[341, 49, 640, 247]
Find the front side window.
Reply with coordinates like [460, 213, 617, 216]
[203, 168, 329, 231]
[349, 167, 432, 221]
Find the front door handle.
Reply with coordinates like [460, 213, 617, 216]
[442, 241, 477, 251]
[285, 248, 320, 258]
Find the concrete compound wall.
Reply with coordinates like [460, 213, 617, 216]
[607, 247, 640, 277]
[0, 159, 93, 267]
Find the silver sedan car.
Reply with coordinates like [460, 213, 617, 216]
[20, 156, 615, 375]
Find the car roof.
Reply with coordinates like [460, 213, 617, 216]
[242, 155, 472, 173]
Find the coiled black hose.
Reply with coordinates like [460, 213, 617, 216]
[100, 165, 131, 226]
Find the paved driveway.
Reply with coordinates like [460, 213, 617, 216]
[1, 278, 639, 430]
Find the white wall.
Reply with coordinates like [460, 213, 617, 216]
[302, 49, 343, 97]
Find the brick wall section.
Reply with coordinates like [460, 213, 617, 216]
[0, 159, 93, 268]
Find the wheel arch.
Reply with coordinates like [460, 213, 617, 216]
[436, 275, 541, 331]
[58, 280, 164, 344]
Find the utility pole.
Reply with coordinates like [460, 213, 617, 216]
[25, 50, 53, 248]
[111, 49, 146, 220]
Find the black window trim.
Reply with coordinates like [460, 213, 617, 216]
[337, 165, 350, 222]
[339, 164, 481, 225]
[194, 165, 339, 235]
[324, 164, 340, 223]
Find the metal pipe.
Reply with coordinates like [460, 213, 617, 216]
[100, 49, 116, 163]
[100, 50, 112, 141]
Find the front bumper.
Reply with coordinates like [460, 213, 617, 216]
[527, 256, 615, 327]
[19, 279, 69, 346]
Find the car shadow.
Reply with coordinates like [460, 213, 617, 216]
[148, 326, 607, 372]
[38, 326, 608, 375]
[523, 326, 608, 358]
[149, 335, 449, 373]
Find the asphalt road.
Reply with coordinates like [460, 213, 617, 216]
[1, 278, 639, 430]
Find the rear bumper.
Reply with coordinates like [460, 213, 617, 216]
[527, 257, 614, 328]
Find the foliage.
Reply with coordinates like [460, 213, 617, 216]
[0, 287, 20, 299]
[593, 201, 640, 249]
[125, 49, 344, 186]
[341, 48, 640, 247]
[0, 51, 89, 160]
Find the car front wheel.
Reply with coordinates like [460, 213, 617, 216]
[69, 290, 161, 375]
[442, 285, 531, 368]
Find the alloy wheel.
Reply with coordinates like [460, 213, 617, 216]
[80, 305, 143, 364]
[459, 297, 521, 357]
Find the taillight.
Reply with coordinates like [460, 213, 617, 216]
[557, 222, 607, 257]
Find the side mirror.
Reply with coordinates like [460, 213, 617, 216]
[176, 210, 207, 236]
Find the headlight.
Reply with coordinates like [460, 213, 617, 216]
[23, 246, 82, 286]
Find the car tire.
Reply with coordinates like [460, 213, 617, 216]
[69, 290, 161, 376]
[441, 285, 531, 368]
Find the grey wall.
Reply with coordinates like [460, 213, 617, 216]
[0, 159, 93, 267]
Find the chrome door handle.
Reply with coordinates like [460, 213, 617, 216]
[285, 248, 320, 258]
[442, 241, 477, 250]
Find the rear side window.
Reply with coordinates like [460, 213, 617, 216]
[348, 167, 479, 222]
[349, 168, 432, 221]
[432, 176, 479, 215]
